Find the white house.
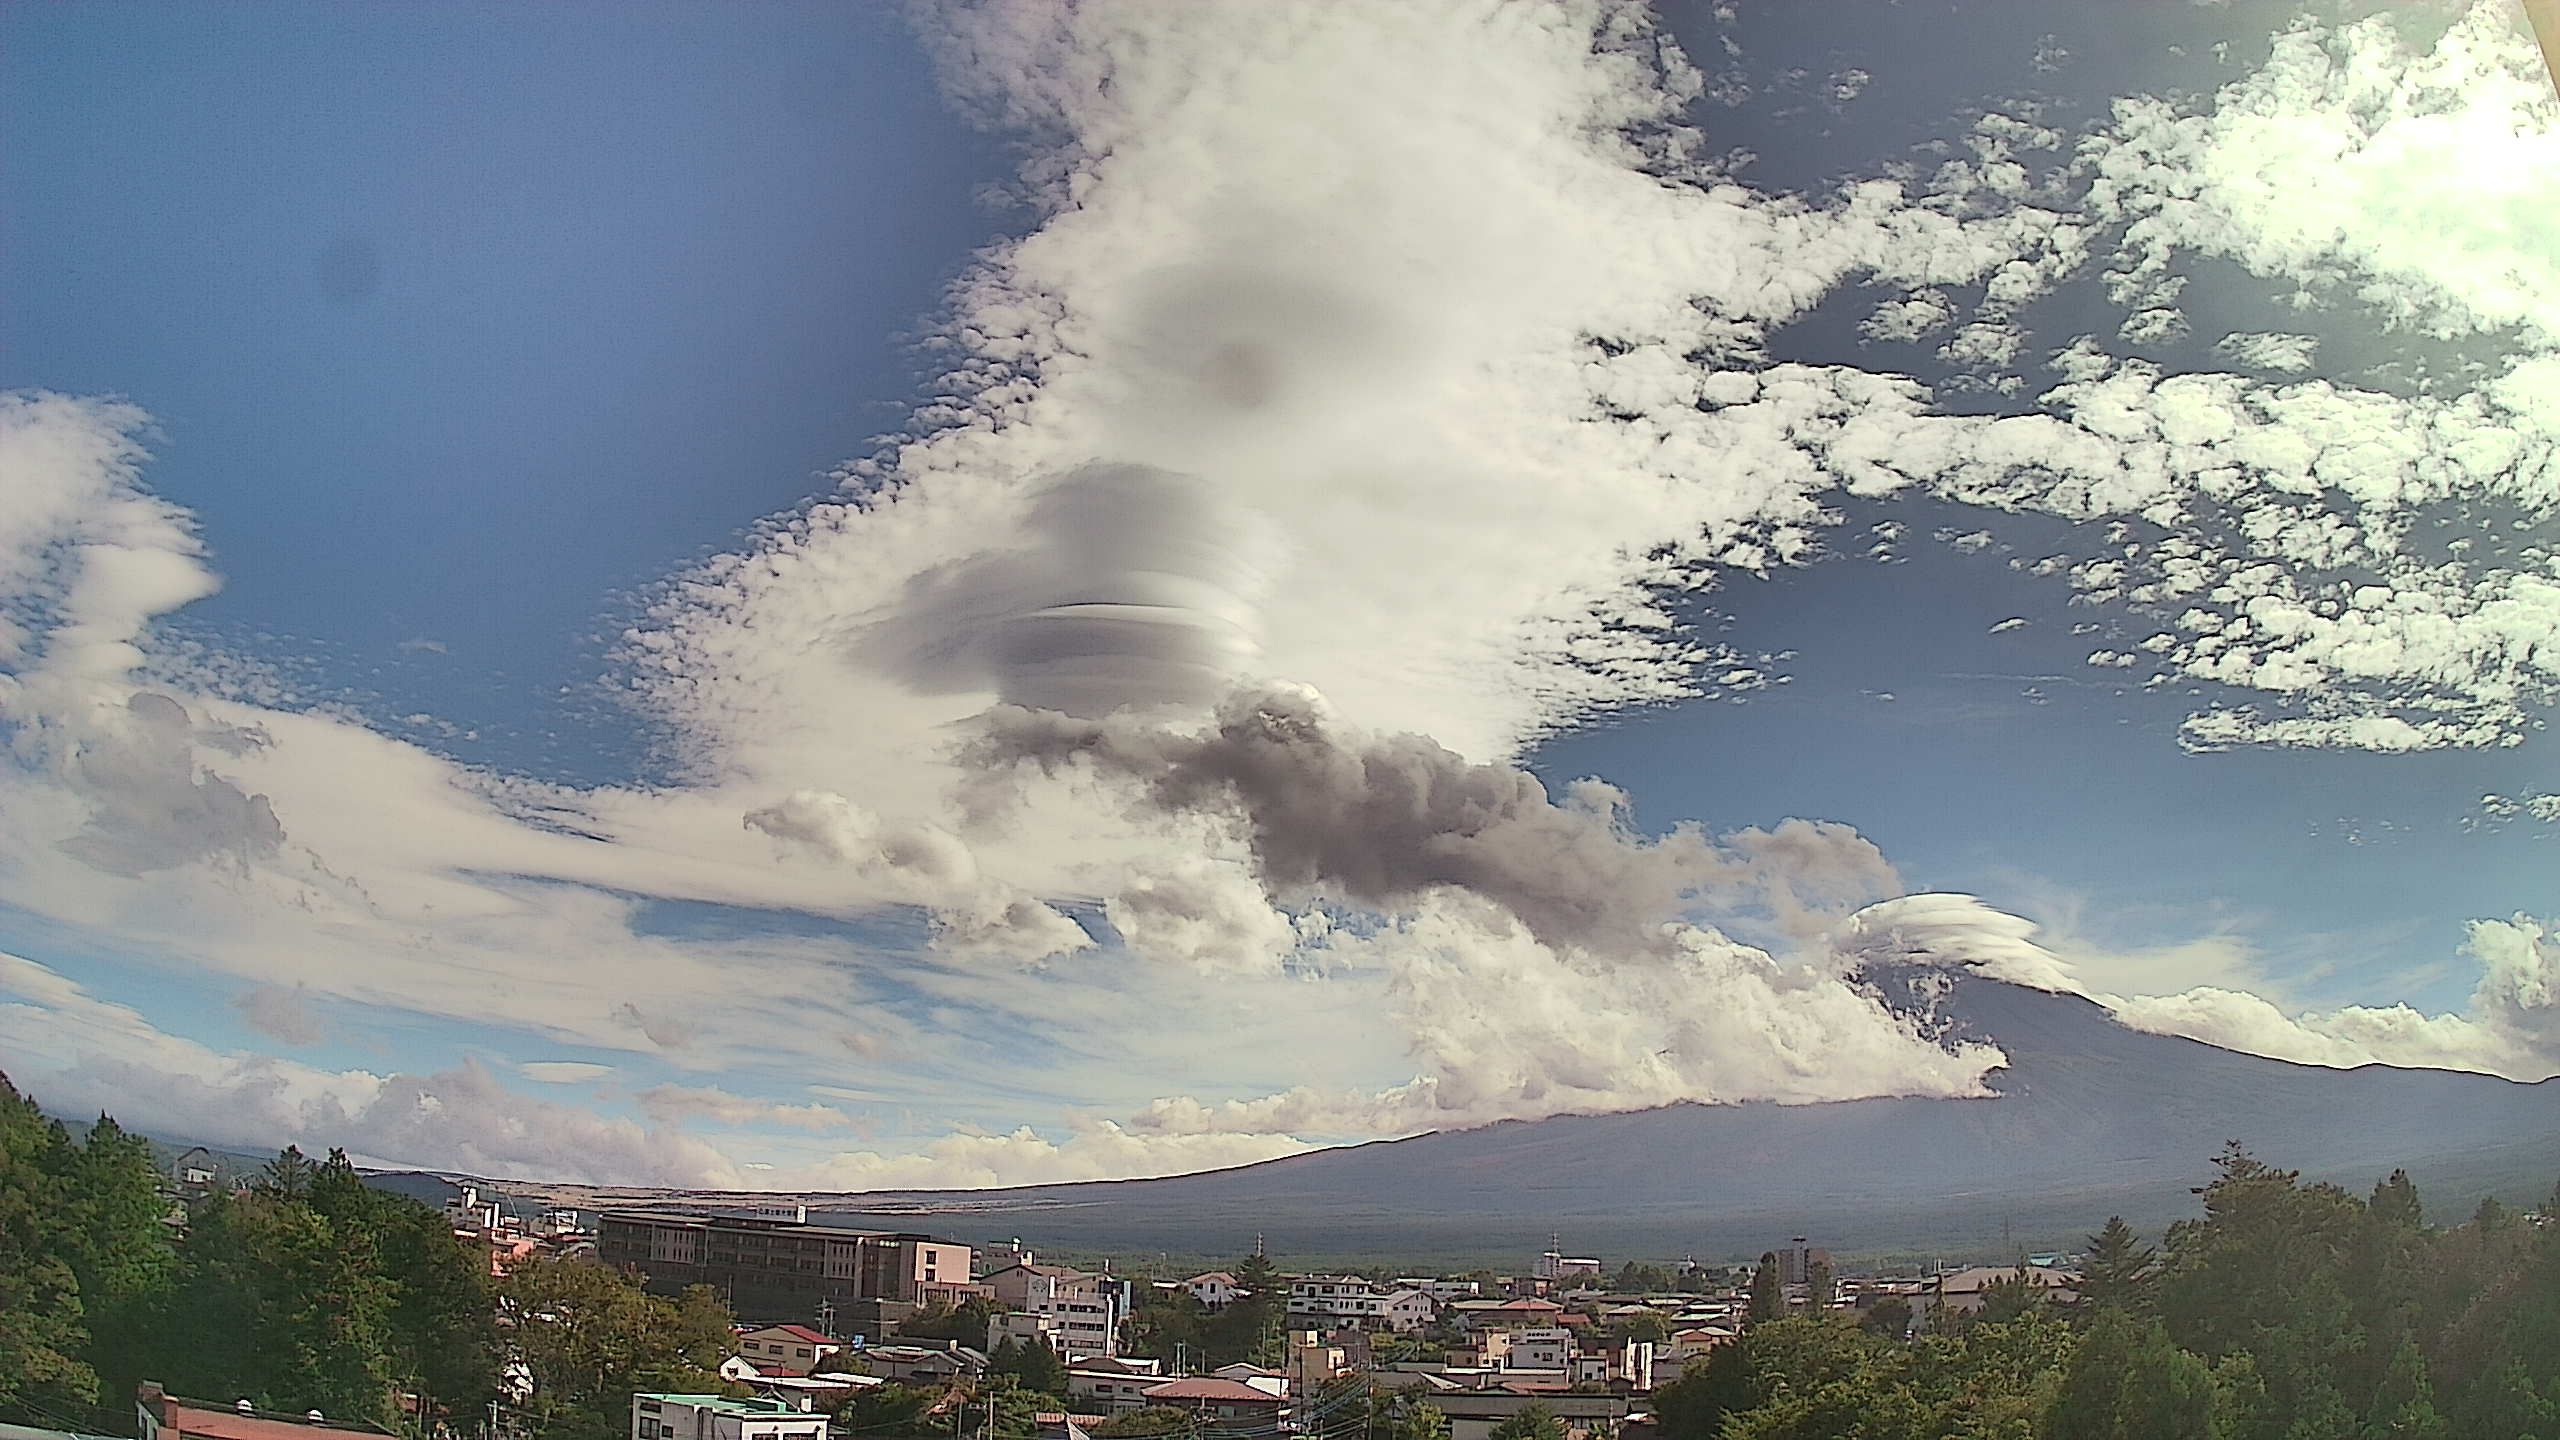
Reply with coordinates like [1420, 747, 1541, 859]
[1069, 1368, 1165, 1414]
[1288, 1277, 1438, 1332]
[1183, 1271, 1241, 1309]
[631, 1395, 826, 1440]
[1482, 1328, 1573, 1371]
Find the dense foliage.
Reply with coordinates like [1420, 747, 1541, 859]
[1655, 1144, 2560, 1440]
[1125, 1250, 1291, 1369]
[0, 1073, 735, 1437]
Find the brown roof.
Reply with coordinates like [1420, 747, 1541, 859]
[160, 1402, 386, 1440]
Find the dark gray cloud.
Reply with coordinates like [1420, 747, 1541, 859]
[863, 462, 1262, 717]
[230, 983, 327, 1046]
[59, 692, 285, 876]
[968, 683, 1897, 954]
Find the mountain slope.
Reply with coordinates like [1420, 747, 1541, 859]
[777, 977, 2560, 1260]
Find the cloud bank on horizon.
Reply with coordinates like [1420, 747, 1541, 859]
[1, 0, 2555, 1188]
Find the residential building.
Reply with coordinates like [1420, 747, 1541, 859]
[1183, 1271, 1241, 1308]
[735, 1324, 842, 1375]
[1138, 1379, 1286, 1425]
[445, 1184, 501, 1233]
[1774, 1246, 1832, 1287]
[1446, 1297, 1566, 1332]
[597, 1211, 969, 1321]
[1426, 1392, 1626, 1440]
[170, 1148, 218, 1195]
[1401, 1278, 1482, 1302]
[1067, 1368, 1163, 1415]
[977, 1238, 1037, 1276]
[990, 1311, 1068, 1353]
[857, 1343, 989, 1385]
[135, 1385, 391, 1440]
[630, 1395, 826, 1440]
[1288, 1276, 1437, 1332]
[1932, 1265, 2078, 1316]
[985, 1262, 1121, 1358]
[1213, 1363, 1291, 1399]
[1481, 1328, 1572, 1372]
[1662, 1325, 1735, 1367]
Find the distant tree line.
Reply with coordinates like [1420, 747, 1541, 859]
[1655, 1143, 2560, 1439]
[0, 1073, 736, 1440]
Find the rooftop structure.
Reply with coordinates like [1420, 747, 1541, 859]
[630, 1395, 826, 1440]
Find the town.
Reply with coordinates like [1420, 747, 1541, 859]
[8, 1081, 2560, 1440]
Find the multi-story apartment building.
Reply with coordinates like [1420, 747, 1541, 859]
[597, 1210, 969, 1322]
[1288, 1276, 1437, 1332]
[985, 1261, 1122, 1359]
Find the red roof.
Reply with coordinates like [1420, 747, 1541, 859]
[161, 1402, 387, 1440]
[1144, 1379, 1284, 1404]
[758, 1324, 835, 1345]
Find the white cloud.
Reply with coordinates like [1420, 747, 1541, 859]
[2087, 3, 2560, 346]
[518, 1061, 615, 1085]
[2210, 332, 2320, 372]
[2106, 914, 2560, 1082]
[637, 1083, 858, 1133]
[0, 950, 742, 1186]
[791, 1121, 1310, 1191]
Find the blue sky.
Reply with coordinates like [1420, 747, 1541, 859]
[2, 0, 2554, 1189]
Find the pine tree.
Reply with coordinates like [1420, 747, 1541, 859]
[258, 1145, 314, 1200]
[0, 1074, 97, 1410]
[2369, 1171, 2424, 1231]
[1746, 1254, 1785, 1325]
[2046, 1309, 2214, 1440]
[56, 1114, 177, 1405]
[1805, 1256, 1834, 1314]
[2362, 1337, 2449, 1440]
[2076, 1216, 2156, 1313]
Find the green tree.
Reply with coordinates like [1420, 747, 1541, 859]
[988, 1335, 1069, 1398]
[0, 1076, 97, 1414]
[503, 1255, 736, 1440]
[1974, 1266, 2045, 1325]
[1091, 1406, 1197, 1439]
[2368, 1171, 2424, 1232]
[2045, 1309, 2214, 1440]
[2075, 1217, 2155, 1315]
[1861, 1295, 1912, 1339]
[833, 1381, 945, 1435]
[371, 1193, 500, 1421]
[1804, 1256, 1835, 1315]
[1125, 1289, 1208, 1367]
[1209, 1250, 1285, 1367]
[1746, 1254, 1785, 1325]
[53, 1114, 178, 1405]
[1485, 1403, 1565, 1440]
[258, 1145, 314, 1200]
[1608, 1310, 1669, 1347]
[2362, 1337, 2449, 1440]
[903, 1292, 998, 1345]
